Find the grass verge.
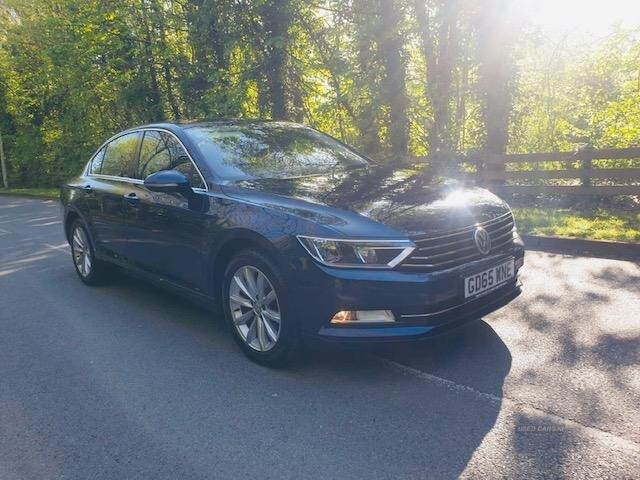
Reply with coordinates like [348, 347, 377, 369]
[513, 207, 640, 243]
[0, 187, 59, 200]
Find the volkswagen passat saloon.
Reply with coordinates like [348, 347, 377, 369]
[61, 121, 524, 365]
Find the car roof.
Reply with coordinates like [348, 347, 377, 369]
[132, 119, 301, 131]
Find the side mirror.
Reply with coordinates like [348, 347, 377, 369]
[144, 170, 192, 194]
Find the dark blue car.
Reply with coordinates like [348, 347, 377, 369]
[61, 121, 524, 365]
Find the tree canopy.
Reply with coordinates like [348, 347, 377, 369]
[0, 0, 639, 186]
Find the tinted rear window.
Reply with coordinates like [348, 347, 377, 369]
[89, 147, 106, 175]
[99, 132, 139, 178]
[184, 122, 368, 181]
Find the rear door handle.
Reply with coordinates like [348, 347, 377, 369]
[124, 192, 140, 205]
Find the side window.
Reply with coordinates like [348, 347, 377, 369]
[89, 147, 106, 174]
[100, 132, 140, 178]
[137, 131, 171, 178]
[173, 157, 205, 189]
[137, 131, 205, 189]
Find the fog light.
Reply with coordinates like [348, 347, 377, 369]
[330, 310, 396, 324]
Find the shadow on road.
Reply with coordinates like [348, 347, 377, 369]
[85, 272, 513, 479]
[498, 253, 640, 449]
[375, 321, 512, 397]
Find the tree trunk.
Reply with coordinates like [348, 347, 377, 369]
[184, 0, 209, 110]
[378, 0, 409, 156]
[262, 0, 291, 120]
[0, 132, 8, 189]
[415, 0, 458, 155]
[455, 45, 470, 150]
[139, 0, 164, 121]
[208, 2, 227, 72]
[183, 0, 228, 115]
[477, 0, 514, 155]
[476, 0, 515, 186]
[152, 0, 181, 120]
[353, 0, 380, 154]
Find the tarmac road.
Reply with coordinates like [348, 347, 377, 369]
[1, 196, 639, 479]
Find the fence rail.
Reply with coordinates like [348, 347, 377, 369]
[436, 147, 640, 196]
[480, 147, 640, 164]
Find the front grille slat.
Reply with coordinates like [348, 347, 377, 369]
[413, 238, 475, 254]
[489, 221, 515, 238]
[490, 229, 515, 245]
[403, 249, 497, 269]
[413, 240, 482, 261]
[489, 236, 514, 251]
[411, 212, 512, 244]
[401, 212, 516, 272]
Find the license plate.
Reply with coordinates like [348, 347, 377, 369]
[464, 259, 514, 299]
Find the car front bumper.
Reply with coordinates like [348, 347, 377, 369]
[288, 247, 525, 342]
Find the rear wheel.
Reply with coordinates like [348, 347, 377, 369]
[222, 250, 299, 366]
[69, 220, 109, 285]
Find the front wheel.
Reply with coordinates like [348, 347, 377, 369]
[222, 250, 299, 367]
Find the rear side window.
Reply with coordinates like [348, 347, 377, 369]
[137, 130, 205, 188]
[89, 147, 106, 174]
[99, 132, 140, 178]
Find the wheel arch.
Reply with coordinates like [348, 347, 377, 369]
[64, 208, 98, 253]
[207, 229, 284, 300]
[64, 210, 82, 243]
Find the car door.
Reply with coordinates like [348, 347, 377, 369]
[123, 129, 210, 292]
[85, 131, 141, 262]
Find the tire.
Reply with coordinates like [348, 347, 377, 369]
[222, 249, 299, 367]
[69, 220, 110, 286]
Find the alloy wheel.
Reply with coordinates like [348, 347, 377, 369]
[228, 265, 281, 352]
[72, 226, 92, 278]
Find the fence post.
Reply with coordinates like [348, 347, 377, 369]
[0, 132, 8, 189]
[580, 145, 593, 188]
[482, 153, 505, 190]
[473, 152, 483, 185]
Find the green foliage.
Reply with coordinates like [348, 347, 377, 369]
[0, 1, 638, 187]
[510, 28, 640, 153]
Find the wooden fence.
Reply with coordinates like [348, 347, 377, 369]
[436, 147, 640, 196]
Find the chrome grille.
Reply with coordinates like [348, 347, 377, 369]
[400, 212, 515, 271]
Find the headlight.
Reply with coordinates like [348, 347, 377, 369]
[297, 236, 415, 268]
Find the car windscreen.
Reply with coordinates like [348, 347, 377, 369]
[184, 122, 369, 181]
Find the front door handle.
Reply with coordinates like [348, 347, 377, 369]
[82, 184, 93, 192]
[124, 192, 140, 205]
